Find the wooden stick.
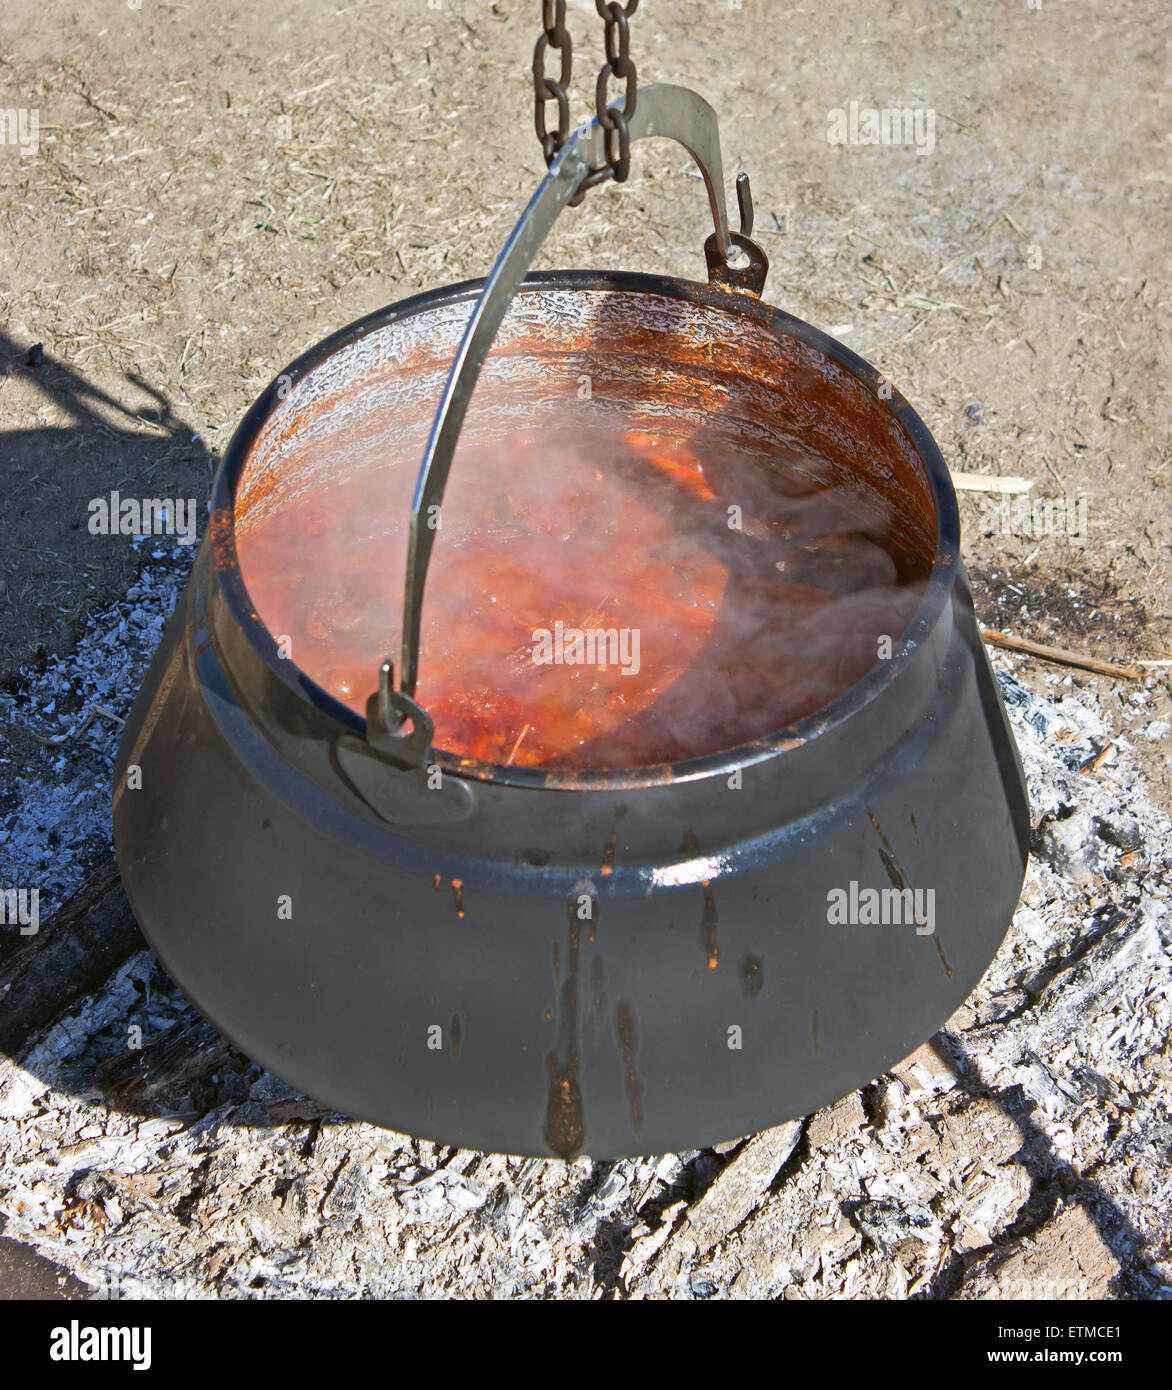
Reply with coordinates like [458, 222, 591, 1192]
[981, 628, 1143, 680]
[505, 723, 531, 766]
[1079, 739, 1118, 774]
[950, 473, 1034, 495]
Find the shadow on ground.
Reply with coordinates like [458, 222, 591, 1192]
[0, 329, 213, 683]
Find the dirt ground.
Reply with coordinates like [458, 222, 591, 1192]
[0, 0, 1169, 1301]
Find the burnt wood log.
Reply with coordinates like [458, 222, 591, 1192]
[0, 857, 145, 1063]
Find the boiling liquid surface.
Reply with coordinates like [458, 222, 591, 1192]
[236, 421, 930, 769]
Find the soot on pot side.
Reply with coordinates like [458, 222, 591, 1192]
[236, 403, 930, 771]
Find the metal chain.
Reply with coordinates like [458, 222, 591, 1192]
[593, 0, 638, 184]
[532, 0, 572, 168]
[532, 0, 639, 193]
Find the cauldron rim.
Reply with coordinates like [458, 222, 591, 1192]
[210, 268, 961, 792]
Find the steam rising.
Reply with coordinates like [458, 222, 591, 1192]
[236, 403, 931, 770]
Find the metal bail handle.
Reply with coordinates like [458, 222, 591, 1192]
[382, 83, 770, 749]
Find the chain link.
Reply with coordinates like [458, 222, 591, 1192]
[533, 0, 572, 167]
[594, 1, 638, 182]
[533, 0, 639, 192]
